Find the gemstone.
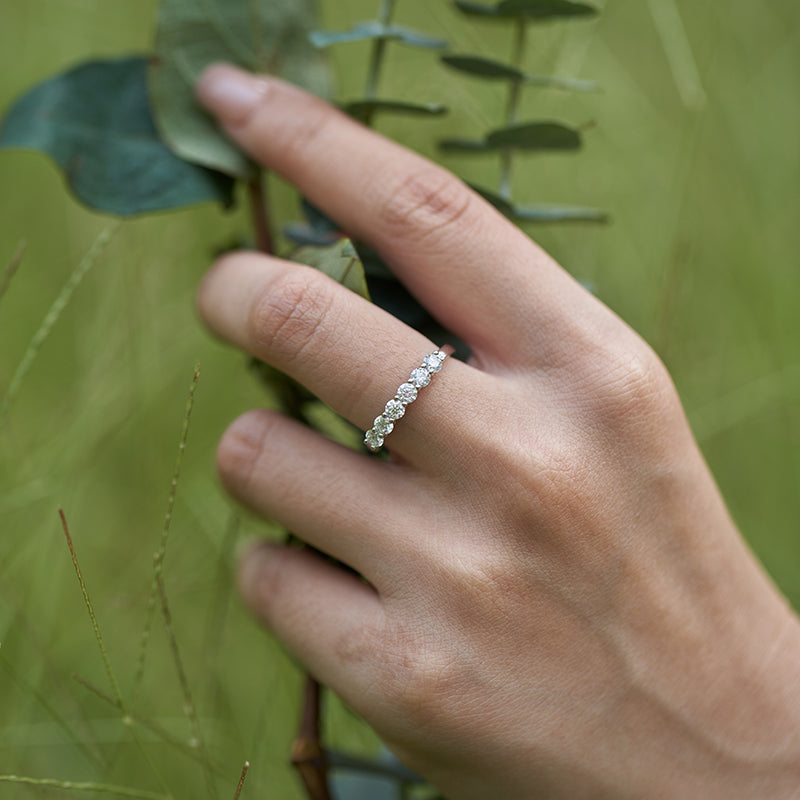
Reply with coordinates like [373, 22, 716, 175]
[396, 382, 418, 404]
[409, 368, 431, 388]
[364, 429, 383, 450]
[423, 352, 444, 373]
[373, 415, 394, 436]
[384, 398, 406, 420]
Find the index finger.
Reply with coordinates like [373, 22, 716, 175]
[196, 64, 602, 368]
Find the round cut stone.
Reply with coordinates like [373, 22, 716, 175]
[396, 382, 418, 404]
[364, 429, 383, 451]
[384, 398, 406, 420]
[423, 352, 444, 373]
[409, 368, 431, 388]
[373, 415, 394, 436]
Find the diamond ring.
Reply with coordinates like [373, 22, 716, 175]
[364, 347, 451, 452]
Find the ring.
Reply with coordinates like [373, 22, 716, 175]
[364, 347, 452, 452]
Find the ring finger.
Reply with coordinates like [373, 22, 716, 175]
[198, 251, 480, 462]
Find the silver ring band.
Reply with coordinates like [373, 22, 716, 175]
[364, 348, 450, 452]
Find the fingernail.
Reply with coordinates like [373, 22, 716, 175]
[196, 63, 270, 124]
[238, 541, 276, 601]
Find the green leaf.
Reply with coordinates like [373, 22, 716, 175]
[512, 204, 609, 222]
[524, 74, 599, 91]
[468, 184, 515, 216]
[0, 57, 234, 216]
[311, 22, 446, 50]
[485, 121, 582, 150]
[149, 0, 330, 179]
[292, 239, 370, 301]
[454, 0, 598, 19]
[439, 139, 496, 153]
[441, 55, 524, 80]
[452, 1, 502, 16]
[343, 99, 447, 122]
[498, 0, 598, 18]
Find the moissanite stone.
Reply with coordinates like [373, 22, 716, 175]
[364, 429, 383, 450]
[373, 415, 394, 436]
[423, 352, 445, 373]
[409, 368, 431, 388]
[384, 398, 406, 420]
[396, 382, 418, 404]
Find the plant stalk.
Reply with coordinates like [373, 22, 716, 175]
[248, 171, 274, 255]
[246, 160, 332, 800]
[291, 675, 332, 800]
[363, 0, 398, 125]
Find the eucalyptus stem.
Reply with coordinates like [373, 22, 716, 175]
[363, 0, 397, 125]
[246, 160, 332, 800]
[291, 676, 332, 800]
[499, 17, 527, 201]
[248, 171, 274, 255]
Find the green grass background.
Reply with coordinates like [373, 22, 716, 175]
[1, 0, 799, 797]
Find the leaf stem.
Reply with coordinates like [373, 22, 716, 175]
[499, 18, 527, 201]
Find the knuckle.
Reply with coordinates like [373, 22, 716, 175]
[378, 167, 474, 246]
[247, 269, 334, 366]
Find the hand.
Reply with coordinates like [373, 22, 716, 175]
[195, 64, 800, 799]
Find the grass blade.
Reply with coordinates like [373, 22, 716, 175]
[59, 509, 125, 712]
[0, 775, 170, 799]
[232, 762, 249, 800]
[132, 364, 200, 701]
[0, 223, 120, 424]
[0, 239, 25, 309]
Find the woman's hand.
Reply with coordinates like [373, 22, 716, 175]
[195, 64, 800, 799]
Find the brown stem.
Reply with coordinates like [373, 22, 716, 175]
[291, 675, 332, 800]
[246, 167, 331, 800]
[248, 171, 274, 255]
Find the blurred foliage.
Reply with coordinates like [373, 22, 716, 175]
[1, 1, 800, 798]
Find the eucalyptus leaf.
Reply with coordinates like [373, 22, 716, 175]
[439, 139, 496, 153]
[441, 54, 524, 80]
[454, 0, 598, 18]
[292, 239, 370, 300]
[0, 57, 234, 216]
[149, 0, 329, 179]
[485, 121, 582, 150]
[343, 99, 447, 122]
[512, 204, 609, 222]
[498, 0, 598, 18]
[468, 183, 515, 216]
[524, 74, 599, 91]
[311, 22, 446, 50]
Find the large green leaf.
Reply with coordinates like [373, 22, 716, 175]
[292, 239, 370, 301]
[485, 121, 582, 150]
[149, 0, 329, 179]
[441, 54, 524, 80]
[0, 57, 234, 216]
[310, 22, 446, 50]
[454, 0, 597, 19]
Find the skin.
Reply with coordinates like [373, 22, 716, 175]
[195, 64, 800, 799]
